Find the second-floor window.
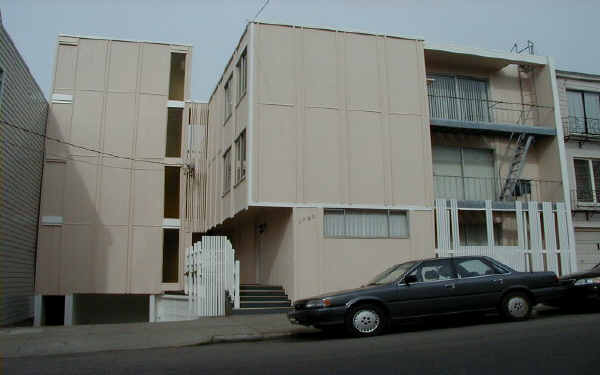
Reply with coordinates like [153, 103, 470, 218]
[433, 145, 495, 201]
[574, 158, 600, 204]
[428, 74, 490, 123]
[223, 147, 232, 195]
[237, 49, 247, 102]
[567, 90, 600, 135]
[224, 75, 233, 122]
[235, 130, 246, 184]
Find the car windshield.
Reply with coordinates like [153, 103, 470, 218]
[368, 261, 418, 285]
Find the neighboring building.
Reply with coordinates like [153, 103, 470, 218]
[557, 70, 600, 270]
[0, 14, 49, 325]
[35, 35, 192, 324]
[35, 21, 579, 324]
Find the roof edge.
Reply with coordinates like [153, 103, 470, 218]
[556, 69, 600, 82]
[424, 42, 548, 66]
[58, 34, 193, 47]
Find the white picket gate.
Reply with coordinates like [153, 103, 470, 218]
[434, 199, 576, 276]
[185, 236, 240, 318]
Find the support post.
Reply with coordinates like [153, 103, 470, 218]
[34, 295, 42, 327]
[149, 294, 156, 323]
[64, 294, 73, 326]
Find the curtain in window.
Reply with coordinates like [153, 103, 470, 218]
[584, 92, 600, 135]
[462, 148, 495, 200]
[567, 91, 585, 133]
[324, 209, 345, 237]
[345, 210, 388, 238]
[428, 75, 458, 120]
[458, 211, 488, 246]
[432, 146, 464, 199]
[457, 78, 490, 122]
[574, 159, 593, 202]
[389, 211, 409, 237]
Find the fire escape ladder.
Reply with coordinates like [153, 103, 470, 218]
[498, 133, 535, 200]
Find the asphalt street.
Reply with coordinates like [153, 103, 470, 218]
[5, 310, 600, 375]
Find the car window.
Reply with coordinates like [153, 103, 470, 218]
[455, 258, 498, 278]
[411, 259, 456, 283]
[368, 261, 417, 285]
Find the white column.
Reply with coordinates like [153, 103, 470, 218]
[149, 294, 156, 323]
[34, 295, 43, 327]
[64, 294, 73, 326]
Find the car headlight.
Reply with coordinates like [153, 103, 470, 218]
[305, 298, 331, 309]
[574, 277, 600, 286]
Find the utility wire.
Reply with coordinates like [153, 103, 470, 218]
[1, 119, 172, 167]
[253, 0, 270, 21]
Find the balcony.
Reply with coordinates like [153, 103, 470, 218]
[563, 116, 600, 141]
[428, 94, 556, 136]
[434, 175, 562, 202]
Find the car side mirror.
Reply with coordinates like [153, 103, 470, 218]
[404, 274, 418, 284]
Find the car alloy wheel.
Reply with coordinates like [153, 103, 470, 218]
[502, 292, 531, 320]
[346, 304, 387, 337]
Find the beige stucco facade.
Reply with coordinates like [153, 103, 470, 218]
[36, 36, 192, 296]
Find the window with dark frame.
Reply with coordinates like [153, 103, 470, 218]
[223, 147, 232, 195]
[567, 90, 600, 135]
[237, 49, 247, 102]
[323, 208, 409, 238]
[574, 158, 600, 204]
[234, 130, 246, 184]
[224, 75, 233, 122]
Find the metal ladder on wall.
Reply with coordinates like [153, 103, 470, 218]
[498, 133, 535, 200]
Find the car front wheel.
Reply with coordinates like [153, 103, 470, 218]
[501, 291, 532, 321]
[346, 304, 387, 337]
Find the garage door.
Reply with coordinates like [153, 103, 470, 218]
[575, 229, 600, 271]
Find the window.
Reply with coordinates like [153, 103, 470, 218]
[454, 258, 498, 278]
[224, 75, 233, 122]
[165, 108, 183, 157]
[409, 259, 456, 282]
[458, 210, 487, 246]
[428, 74, 490, 122]
[162, 229, 179, 283]
[164, 167, 180, 219]
[567, 90, 600, 135]
[169, 53, 186, 101]
[223, 147, 232, 195]
[237, 49, 247, 102]
[323, 209, 409, 238]
[234, 130, 246, 184]
[574, 158, 600, 204]
[433, 145, 495, 200]
[493, 211, 518, 246]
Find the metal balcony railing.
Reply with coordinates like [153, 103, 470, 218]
[434, 175, 563, 202]
[428, 94, 554, 128]
[563, 116, 600, 139]
[571, 188, 600, 210]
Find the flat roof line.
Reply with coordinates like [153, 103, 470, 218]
[59, 34, 192, 47]
[424, 42, 548, 66]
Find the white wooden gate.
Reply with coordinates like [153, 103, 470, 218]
[435, 199, 575, 276]
[185, 236, 240, 318]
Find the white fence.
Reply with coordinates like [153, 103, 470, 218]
[185, 236, 240, 318]
[435, 199, 576, 276]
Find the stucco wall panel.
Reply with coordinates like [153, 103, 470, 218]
[130, 226, 162, 293]
[94, 225, 128, 293]
[40, 161, 65, 217]
[60, 224, 94, 292]
[54, 44, 77, 91]
[345, 33, 379, 112]
[303, 108, 341, 203]
[63, 158, 97, 224]
[132, 168, 163, 226]
[75, 39, 107, 91]
[70, 91, 103, 156]
[302, 29, 338, 108]
[257, 25, 295, 105]
[108, 41, 139, 92]
[386, 39, 421, 115]
[136, 94, 167, 158]
[140, 43, 169, 95]
[99, 158, 131, 225]
[45, 103, 72, 158]
[347, 111, 385, 204]
[104, 93, 136, 157]
[35, 227, 61, 295]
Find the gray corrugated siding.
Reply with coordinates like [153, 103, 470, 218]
[0, 21, 48, 325]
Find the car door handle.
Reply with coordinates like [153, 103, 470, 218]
[444, 283, 455, 289]
[491, 278, 504, 284]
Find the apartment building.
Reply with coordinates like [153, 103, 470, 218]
[0, 14, 48, 325]
[187, 22, 576, 306]
[557, 70, 600, 270]
[34, 21, 579, 324]
[35, 35, 193, 324]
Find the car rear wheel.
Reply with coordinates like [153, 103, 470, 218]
[501, 291, 532, 321]
[345, 304, 387, 337]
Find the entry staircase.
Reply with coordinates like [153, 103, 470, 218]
[232, 284, 292, 315]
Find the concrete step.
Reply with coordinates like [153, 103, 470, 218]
[240, 291, 287, 297]
[231, 307, 291, 315]
[240, 284, 284, 291]
[240, 296, 291, 302]
[240, 301, 291, 309]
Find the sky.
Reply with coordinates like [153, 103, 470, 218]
[1, 0, 598, 101]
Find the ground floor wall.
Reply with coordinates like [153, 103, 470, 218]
[572, 213, 600, 270]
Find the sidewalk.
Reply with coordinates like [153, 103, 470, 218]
[0, 313, 318, 358]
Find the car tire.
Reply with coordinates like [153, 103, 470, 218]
[345, 304, 387, 337]
[501, 291, 532, 321]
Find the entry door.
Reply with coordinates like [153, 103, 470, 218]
[391, 259, 458, 318]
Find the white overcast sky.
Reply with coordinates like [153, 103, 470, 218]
[1, 0, 598, 101]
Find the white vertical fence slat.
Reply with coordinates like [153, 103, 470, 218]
[434, 199, 574, 276]
[184, 235, 240, 318]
